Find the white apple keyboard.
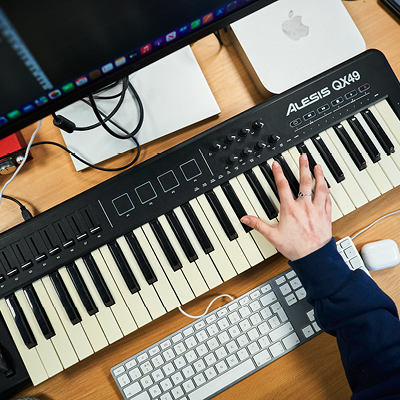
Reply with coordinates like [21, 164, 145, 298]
[111, 237, 366, 400]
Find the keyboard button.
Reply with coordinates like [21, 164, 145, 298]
[274, 153, 299, 197]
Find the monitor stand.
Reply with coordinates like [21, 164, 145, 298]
[228, 0, 366, 97]
[58, 46, 220, 171]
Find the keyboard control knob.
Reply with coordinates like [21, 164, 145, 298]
[210, 141, 222, 151]
[268, 133, 280, 143]
[241, 147, 253, 157]
[227, 155, 239, 165]
[252, 120, 264, 130]
[238, 128, 250, 137]
[255, 140, 267, 151]
[225, 134, 236, 144]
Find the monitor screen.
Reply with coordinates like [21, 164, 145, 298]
[0, 0, 276, 140]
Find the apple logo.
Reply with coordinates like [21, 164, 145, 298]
[282, 10, 309, 41]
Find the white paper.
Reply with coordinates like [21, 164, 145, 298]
[59, 46, 220, 171]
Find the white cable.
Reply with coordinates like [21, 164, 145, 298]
[178, 294, 234, 319]
[0, 119, 43, 206]
[351, 209, 400, 240]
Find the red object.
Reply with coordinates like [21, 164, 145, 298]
[0, 131, 32, 162]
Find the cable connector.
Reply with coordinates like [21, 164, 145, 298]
[52, 114, 76, 133]
[20, 206, 33, 221]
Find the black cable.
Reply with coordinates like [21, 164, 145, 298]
[2, 195, 33, 220]
[88, 80, 144, 139]
[21, 139, 141, 172]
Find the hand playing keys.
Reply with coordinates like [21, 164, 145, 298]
[241, 154, 332, 261]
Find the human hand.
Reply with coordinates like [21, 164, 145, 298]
[241, 154, 332, 261]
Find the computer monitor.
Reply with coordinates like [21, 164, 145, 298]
[0, 0, 276, 140]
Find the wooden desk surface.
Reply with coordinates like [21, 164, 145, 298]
[7, 1, 400, 399]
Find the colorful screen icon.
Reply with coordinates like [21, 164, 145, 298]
[140, 44, 152, 54]
[62, 83, 74, 93]
[49, 89, 62, 99]
[115, 56, 126, 67]
[34, 96, 48, 106]
[191, 19, 201, 30]
[75, 76, 88, 86]
[166, 31, 177, 42]
[203, 13, 213, 24]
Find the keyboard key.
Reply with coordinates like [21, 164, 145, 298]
[166, 210, 198, 262]
[205, 190, 238, 241]
[181, 202, 214, 254]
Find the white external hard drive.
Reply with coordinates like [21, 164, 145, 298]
[229, 0, 366, 96]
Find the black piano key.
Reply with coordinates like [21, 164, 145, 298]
[181, 203, 214, 254]
[297, 142, 331, 188]
[5, 295, 37, 349]
[66, 263, 98, 316]
[205, 191, 238, 241]
[333, 123, 367, 171]
[82, 254, 115, 307]
[312, 135, 345, 183]
[221, 182, 252, 233]
[23, 285, 55, 340]
[273, 154, 300, 196]
[149, 219, 182, 272]
[348, 116, 381, 163]
[166, 211, 198, 262]
[244, 170, 278, 220]
[361, 109, 395, 155]
[125, 232, 158, 284]
[259, 162, 280, 200]
[108, 241, 140, 294]
[49, 272, 81, 325]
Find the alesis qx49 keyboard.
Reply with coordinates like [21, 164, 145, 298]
[1, 49, 400, 398]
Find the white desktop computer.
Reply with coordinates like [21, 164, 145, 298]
[229, 0, 366, 96]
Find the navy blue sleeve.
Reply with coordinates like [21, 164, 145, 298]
[289, 238, 400, 399]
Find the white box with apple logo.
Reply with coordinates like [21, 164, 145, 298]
[229, 0, 366, 96]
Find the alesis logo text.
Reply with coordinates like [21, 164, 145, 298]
[286, 71, 361, 116]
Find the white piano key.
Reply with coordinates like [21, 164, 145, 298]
[74, 258, 123, 344]
[116, 236, 166, 320]
[213, 186, 264, 266]
[41, 275, 94, 360]
[98, 245, 151, 328]
[134, 227, 181, 311]
[90, 249, 137, 335]
[151, 216, 207, 298]
[355, 111, 400, 187]
[32, 280, 79, 369]
[282, 150, 301, 182]
[253, 163, 281, 214]
[375, 100, 400, 147]
[173, 207, 223, 290]
[15, 289, 63, 378]
[0, 298, 48, 385]
[230, 176, 277, 259]
[341, 119, 392, 194]
[196, 194, 251, 275]
[188, 197, 237, 281]
[58, 267, 108, 352]
[369, 103, 400, 170]
[305, 138, 353, 216]
[319, 130, 368, 208]
[326, 127, 380, 202]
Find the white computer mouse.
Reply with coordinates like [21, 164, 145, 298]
[361, 239, 400, 271]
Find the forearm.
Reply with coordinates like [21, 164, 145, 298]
[289, 238, 400, 398]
